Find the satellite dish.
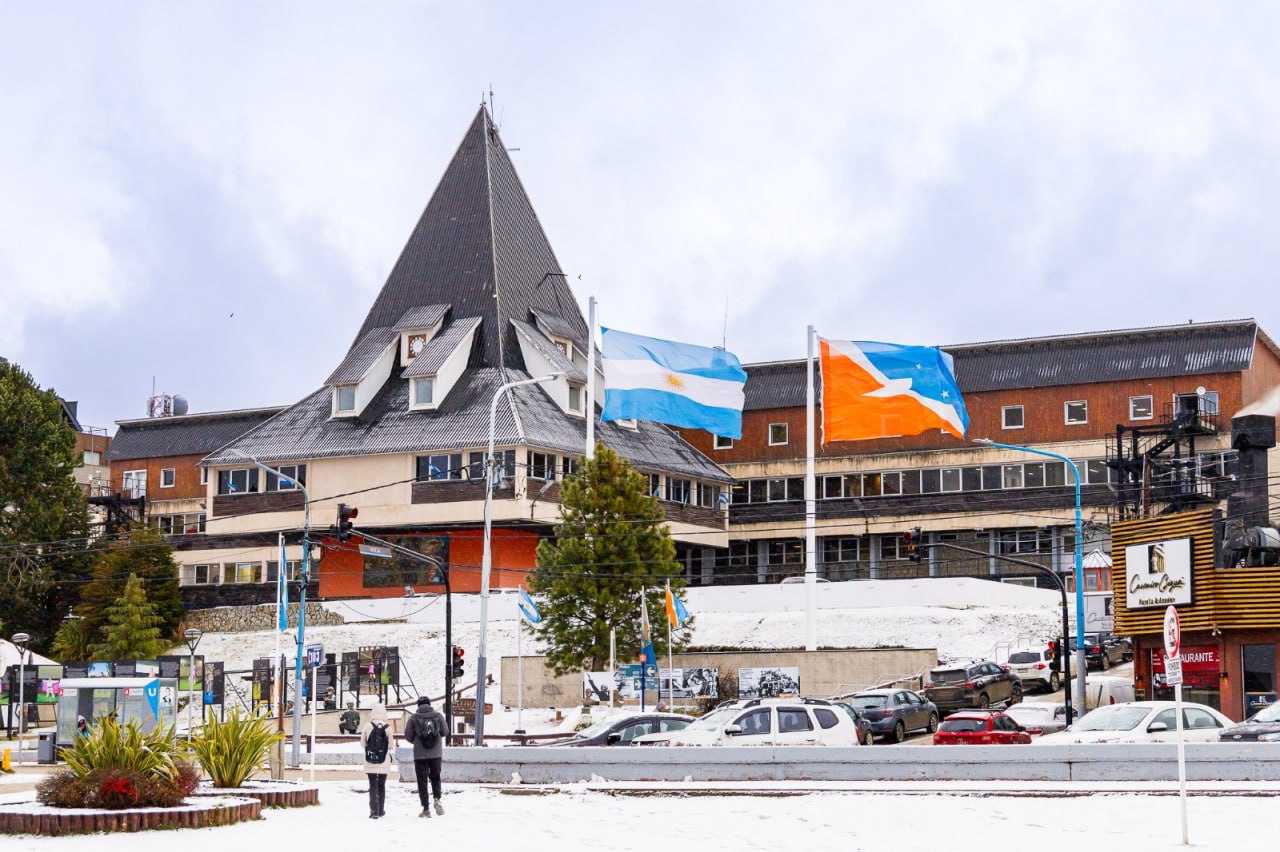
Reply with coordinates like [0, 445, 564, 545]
[172, 395, 189, 416]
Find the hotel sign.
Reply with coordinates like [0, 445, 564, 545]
[1124, 537, 1193, 609]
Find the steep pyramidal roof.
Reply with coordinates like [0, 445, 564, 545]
[352, 106, 587, 368]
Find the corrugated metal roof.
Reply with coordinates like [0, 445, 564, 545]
[324, 327, 398, 386]
[510, 319, 587, 383]
[403, 317, 482, 378]
[741, 320, 1262, 409]
[393, 304, 451, 332]
[530, 308, 584, 345]
[108, 407, 286, 462]
[205, 367, 731, 481]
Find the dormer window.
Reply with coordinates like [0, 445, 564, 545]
[567, 383, 584, 415]
[412, 378, 435, 409]
[335, 386, 357, 415]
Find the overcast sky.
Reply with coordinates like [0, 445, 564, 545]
[4, 3, 1280, 430]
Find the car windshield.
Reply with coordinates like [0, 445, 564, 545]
[930, 668, 968, 684]
[1008, 652, 1041, 664]
[687, 706, 739, 732]
[939, 718, 987, 732]
[852, 695, 888, 708]
[1251, 702, 1280, 723]
[1074, 705, 1151, 732]
[573, 715, 632, 739]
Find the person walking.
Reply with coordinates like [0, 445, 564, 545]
[360, 702, 394, 819]
[404, 695, 446, 817]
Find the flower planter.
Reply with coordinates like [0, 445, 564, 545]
[193, 779, 320, 808]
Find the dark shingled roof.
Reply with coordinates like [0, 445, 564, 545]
[530, 308, 584, 346]
[393, 304, 451, 332]
[402, 317, 482, 378]
[511, 319, 586, 383]
[742, 320, 1265, 410]
[325, 327, 398, 386]
[203, 369, 729, 481]
[348, 107, 587, 369]
[108, 407, 286, 462]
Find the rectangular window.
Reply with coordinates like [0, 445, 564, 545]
[665, 478, 691, 504]
[1024, 462, 1044, 488]
[1002, 464, 1024, 489]
[336, 385, 356, 413]
[881, 472, 902, 495]
[981, 465, 1002, 490]
[1175, 391, 1220, 418]
[266, 464, 307, 492]
[647, 473, 662, 498]
[83, 450, 101, 466]
[561, 456, 579, 478]
[567, 384, 583, 414]
[1044, 461, 1066, 487]
[821, 475, 843, 499]
[232, 562, 256, 584]
[862, 473, 882, 497]
[1085, 459, 1111, 485]
[160, 468, 175, 488]
[766, 539, 803, 566]
[767, 478, 788, 502]
[527, 451, 556, 481]
[416, 453, 463, 481]
[1129, 395, 1154, 420]
[748, 479, 768, 503]
[961, 466, 982, 492]
[1002, 405, 1025, 430]
[768, 423, 788, 445]
[900, 470, 921, 495]
[184, 564, 214, 586]
[843, 474, 862, 498]
[713, 434, 733, 450]
[1064, 400, 1088, 425]
[881, 535, 903, 560]
[123, 469, 147, 498]
[412, 378, 434, 407]
[265, 561, 300, 584]
[217, 467, 258, 495]
[731, 481, 749, 504]
[940, 468, 961, 493]
[200, 467, 208, 485]
[920, 469, 941, 493]
[822, 537, 863, 563]
[787, 477, 804, 500]
[698, 483, 722, 508]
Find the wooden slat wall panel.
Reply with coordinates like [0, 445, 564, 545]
[1113, 508, 1280, 634]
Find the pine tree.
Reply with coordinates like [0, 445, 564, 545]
[527, 443, 691, 674]
[91, 573, 170, 661]
[77, 524, 183, 644]
[0, 360, 92, 650]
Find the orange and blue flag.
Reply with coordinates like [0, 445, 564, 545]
[664, 580, 689, 629]
[819, 338, 968, 443]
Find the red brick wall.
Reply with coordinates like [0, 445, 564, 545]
[110, 452, 208, 499]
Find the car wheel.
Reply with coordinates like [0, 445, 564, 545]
[1049, 672, 1060, 692]
[1009, 684, 1023, 706]
[863, 730, 875, 746]
[927, 712, 939, 733]
[978, 692, 990, 709]
[893, 720, 906, 743]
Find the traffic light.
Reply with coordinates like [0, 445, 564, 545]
[904, 527, 923, 563]
[451, 646, 465, 679]
[336, 503, 358, 540]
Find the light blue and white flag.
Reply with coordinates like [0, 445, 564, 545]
[518, 585, 542, 624]
[600, 328, 747, 439]
[277, 533, 289, 632]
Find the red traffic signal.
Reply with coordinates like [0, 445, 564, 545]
[450, 645, 465, 679]
[336, 504, 358, 540]
[903, 527, 923, 563]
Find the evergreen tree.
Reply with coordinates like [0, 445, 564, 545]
[527, 443, 691, 674]
[91, 573, 170, 661]
[0, 360, 92, 650]
[78, 525, 183, 644]
[51, 616, 94, 662]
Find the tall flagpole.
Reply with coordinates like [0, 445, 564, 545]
[275, 532, 284, 714]
[516, 617, 524, 734]
[667, 603, 674, 710]
[804, 325, 818, 651]
[586, 296, 596, 460]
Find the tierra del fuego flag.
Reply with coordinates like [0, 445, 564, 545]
[819, 338, 969, 443]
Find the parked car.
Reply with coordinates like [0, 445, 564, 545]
[1006, 647, 1062, 693]
[1069, 632, 1126, 670]
[923, 660, 1023, 714]
[1003, 703, 1075, 737]
[932, 711, 1032, 745]
[833, 702, 877, 746]
[1219, 700, 1280, 742]
[631, 698, 859, 746]
[543, 712, 691, 746]
[1111, 635, 1135, 662]
[847, 689, 940, 743]
[1036, 701, 1234, 744]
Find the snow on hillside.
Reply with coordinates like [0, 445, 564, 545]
[177, 577, 1061, 707]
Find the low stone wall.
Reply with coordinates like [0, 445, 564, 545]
[387, 742, 1280, 785]
[181, 602, 345, 633]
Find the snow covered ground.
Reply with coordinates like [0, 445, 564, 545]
[2, 781, 1274, 851]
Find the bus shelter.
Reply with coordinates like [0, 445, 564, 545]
[55, 677, 178, 745]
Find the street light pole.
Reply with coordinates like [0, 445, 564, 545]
[228, 450, 312, 766]
[474, 372, 563, 745]
[11, 633, 29, 760]
[183, 628, 202, 741]
[973, 438, 1088, 709]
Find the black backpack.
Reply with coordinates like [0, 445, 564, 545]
[365, 723, 389, 763]
[419, 717, 439, 749]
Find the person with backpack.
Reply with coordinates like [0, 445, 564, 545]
[404, 695, 446, 817]
[360, 702, 394, 819]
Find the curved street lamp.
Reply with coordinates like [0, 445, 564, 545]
[183, 628, 202, 741]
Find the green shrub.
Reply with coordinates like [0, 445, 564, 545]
[61, 716, 187, 782]
[190, 708, 284, 788]
[38, 718, 198, 809]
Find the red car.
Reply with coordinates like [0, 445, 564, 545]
[932, 711, 1031, 745]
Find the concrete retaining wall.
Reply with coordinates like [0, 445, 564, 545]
[388, 743, 1280, 784]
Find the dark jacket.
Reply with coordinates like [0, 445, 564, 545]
[405, 705, 446, 759]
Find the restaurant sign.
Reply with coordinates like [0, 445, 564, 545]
[1124, 536, 1193, 609]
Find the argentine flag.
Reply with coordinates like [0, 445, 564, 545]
[518, 585, 542, 624]
[600, 328, 747, 439]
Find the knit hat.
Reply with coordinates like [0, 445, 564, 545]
[417, 695, 432, 706]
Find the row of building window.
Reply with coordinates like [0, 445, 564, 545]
[181, 561, 301, 586]
[151, 513, 207, 536]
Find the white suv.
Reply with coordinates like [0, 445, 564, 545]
[632, 698, 859, 746]
[1006, 646, 1062, 693]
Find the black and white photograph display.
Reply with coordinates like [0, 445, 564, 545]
[583, 671, 613, 703]
[659, 667, 719, 698]
[738, 667, 801, 699]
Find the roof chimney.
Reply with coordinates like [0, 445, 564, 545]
[1229, 414, 1276, 530]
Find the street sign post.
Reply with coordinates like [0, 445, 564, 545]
[306, 644, 324, 669]
[1164, 605, 1188, 846]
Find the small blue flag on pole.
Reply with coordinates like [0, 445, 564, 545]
[277, 534, 289, 632]
[518, 585, 542, 624]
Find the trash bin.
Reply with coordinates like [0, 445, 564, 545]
[37, 732, 56, 765]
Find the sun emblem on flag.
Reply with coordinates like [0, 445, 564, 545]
[664, 372, 685, 389]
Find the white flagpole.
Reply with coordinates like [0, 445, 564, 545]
[804, 325, 818, 651]
[309, 664, 317, 781]
[586, 295, 597, 460]
[275, 532, 284, 714]
[666, 598, 674, 710]
[517, 617, 524, 734]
